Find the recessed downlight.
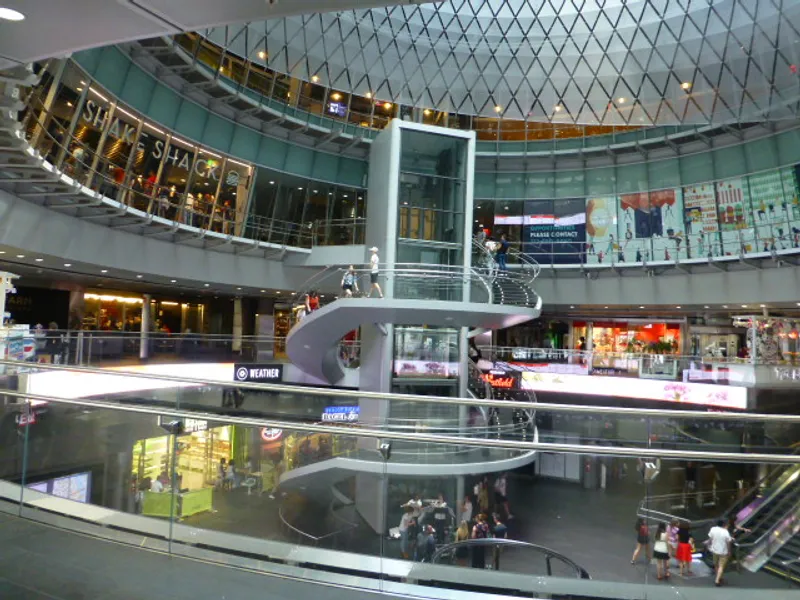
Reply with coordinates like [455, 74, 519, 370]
[35, 258, 43, 262]
[170, 279, 177, 283]
[64, 263, 72, 267]
[204, 283, 210, 287]
[136, 274, 143, 279]
[0, 8, 25, 21]
[100, 269, 108, 273]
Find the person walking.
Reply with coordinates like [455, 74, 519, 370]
[707, 519, 733, 587]
[460, 494, 473, 527]
[676, 520, 694, 576]
[470, 513, 490, 569]
[454, 520, 470, 566]
[494, 473, 512, 519]
[477, 479, 490, 515]
[341, 265, 359, 297]
[497, 234, 509, 271]
[631, 517, 651, 565]
[368, 246, 384, 298]
[399, 506, 415, 559]
[667, 519, 680, 563]
[653, 522, 671, 580]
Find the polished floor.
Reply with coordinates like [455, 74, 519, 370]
[177, 461, 796, 591]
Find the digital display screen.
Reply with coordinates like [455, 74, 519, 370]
[27, 472, 91, 503]
[328, 101, 347, 117]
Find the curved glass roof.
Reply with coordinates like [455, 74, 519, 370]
[203, 0, 800, 124]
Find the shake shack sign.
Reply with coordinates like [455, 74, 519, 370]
[234, 364, 283, 383]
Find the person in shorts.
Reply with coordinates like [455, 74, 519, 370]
[368, 246, 383, 298]
[708, 519, 733, 586]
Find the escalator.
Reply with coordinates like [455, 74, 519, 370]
[734, 464, 800, 580]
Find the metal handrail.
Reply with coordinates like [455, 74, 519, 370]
[4, 388, 800, 463]
[429, 538, 591, 579]
[6, 358, 800, 424]
[292, 262, 538, 309]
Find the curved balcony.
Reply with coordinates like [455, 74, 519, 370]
[116, 33, 800, 165]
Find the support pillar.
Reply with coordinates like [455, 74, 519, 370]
[140, 294, 151, 360]
[233, 297, 243, 353]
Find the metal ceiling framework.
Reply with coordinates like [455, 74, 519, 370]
[202, 0, 800, 124]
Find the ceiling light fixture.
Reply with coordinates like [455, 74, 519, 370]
[676, 306, 681, 309]
[554, 105, 562, 112]
[681, 82, 692, 90]
[35, 258, 43, 262]
[494, 105, 502, 113]
[365, 92, 372, 99]
[15, 254, 24, 258]
[269, 181, 275, 185]
[723, 305, 729, 308]
[704, 305, 710, 309]
[760, 304, 766, 308]
[136, 275, 143, 279]
[331, 92, 341, 101]
[639, 305, 645, 309]
[569, 305, 575, 309]
[617, 97, 627, 104]
[64, 263, 72, 267]
[311, 75, 319, 83]
[742, 304, 748, 308]
[101, 269, 108, 273]
[423, 109, 432, 116]
[170, 279, 177, 283]
[0, 7, 25, 21]
[260, 289, 266, 293]
[204, 283, 210, 287]
[258, 51, 267, 60]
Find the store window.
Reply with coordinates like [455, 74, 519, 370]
[591, 322, 681, 354]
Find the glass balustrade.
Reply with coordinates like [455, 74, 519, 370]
[0, 361, 798, 596]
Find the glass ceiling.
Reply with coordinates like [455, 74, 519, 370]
[202, 0, 800, 124]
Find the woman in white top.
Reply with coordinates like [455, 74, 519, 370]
[398, 507, 415, 559]
[368, 247, 384, 298]
[460, 495, 473, 526]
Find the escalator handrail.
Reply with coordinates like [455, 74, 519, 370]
[734, 475, 800, 551]
[429, 538, 590, 579]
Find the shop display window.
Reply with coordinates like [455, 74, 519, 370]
[591, 322, 681, 355]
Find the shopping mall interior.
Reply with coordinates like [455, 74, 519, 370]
[0, 1, 800, 599]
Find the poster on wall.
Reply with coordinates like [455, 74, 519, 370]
[716, 178, 755, 255]
[683, 183, 720, 257]
[618, 189, 686, 262]
[749, 169, 800, 253]
[584, 196, 618, 264]
[522, 199, 586, 264]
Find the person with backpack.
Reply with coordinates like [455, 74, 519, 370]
[631, 517, 651, 565]
[471, 513, 490, 569]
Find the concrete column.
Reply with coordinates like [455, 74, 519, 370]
[232, 297, 243, 353]
[140, 294, 151, 360]
[456, 476, 465, 514]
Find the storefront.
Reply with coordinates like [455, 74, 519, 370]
[82, 292, 204, 333]
[573, 320, 682, 355]
[132, 421, 234, 518]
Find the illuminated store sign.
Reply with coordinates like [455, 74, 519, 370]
[234, 364, 283, 383]
[519, 371, 747, 410]
[481, 370, 519, 389]
[261, 428, 283, 442]
[81, 100, 221, 180]
[321, 406, 360, 422]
